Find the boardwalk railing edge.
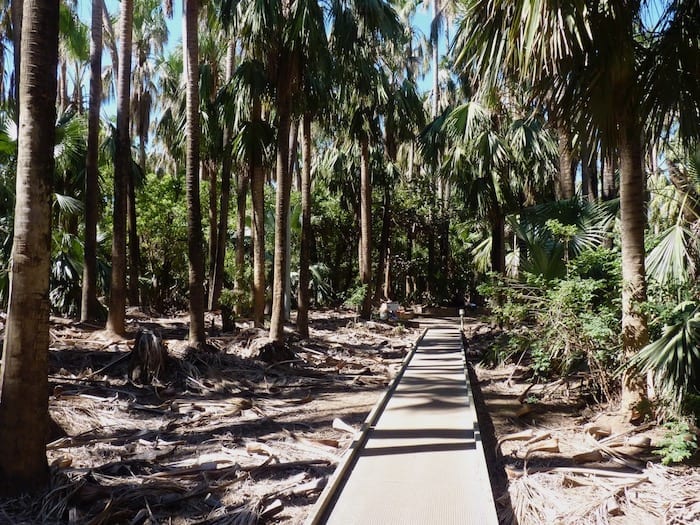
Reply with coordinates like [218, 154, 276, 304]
[303, 327, 429, 525]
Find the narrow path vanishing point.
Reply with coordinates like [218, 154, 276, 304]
[307, 322, 498, 524]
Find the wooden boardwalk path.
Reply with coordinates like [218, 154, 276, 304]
[307, 325, 498, 524]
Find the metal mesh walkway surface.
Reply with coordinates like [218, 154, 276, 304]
[308, 327, 498, 525]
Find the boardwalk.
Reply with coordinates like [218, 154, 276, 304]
[307, 326, 498, 525]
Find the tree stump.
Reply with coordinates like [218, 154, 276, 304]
[129, 329, 167, 383]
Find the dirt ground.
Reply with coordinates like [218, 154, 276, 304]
[1, 311, 699, 525]
[2, 310, 419, 525]
[465, 323, 700, 525]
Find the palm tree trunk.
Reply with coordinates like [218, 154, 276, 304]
[127, 171, 140, 306]
[81, 0, 102, 322]
[556, 122, 575, 199]
[374, 184, 391, 302]
[289, 118, 299, 191]
[431, 0, 440, 118]
[359, 135, 372, 320]
[101, 0, 118, 74]
[106, 0, 133, 336]
[210, 37, 236, 310]
[270, 54, 296, 343]
[10, 0, 23, 106]
[251, 96, 265, 327]
[58, 59, 68, 112]
[206, 160, 218, 304]
[618, 115, 649, 412]
[582, 145, 598, 202]
[602, 153, 617, 200]
[184, 0, 206, 346]
[297, 112, 312, 337]
[0, 0, 58, 496]
[490, 209, 505, 274]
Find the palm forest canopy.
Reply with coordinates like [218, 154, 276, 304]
[0, 0, 699, 499]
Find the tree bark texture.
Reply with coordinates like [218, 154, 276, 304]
[251, 96, 265, 327]
[106, 0, 133, 336]
[10, 0, 23, 106]
[618, 114, 649, 411]
[127, 169, 140, 306]
[184, 0, 206, 345]
[490, 210, 505, 275]
[81, 0, 102, 321]
[556, 122, 575, 199]
[210, 37, 237, 310]
[602, 153, 618, 200]
[269, 52, 296, 343]
[0, 0, 58, 496]
[359, 135, 372, 320]
[205, 160, 218, 305]
[297, 113, 312, 338]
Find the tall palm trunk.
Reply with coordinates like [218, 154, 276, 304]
[602, 153, 617, 200]
[297, 112, 312, 337]
[205, 160, 217, 303]
[618, 114, 649, 411]
[375, 130, 396, 302]
[10, 0, 22, 106]
[184, 0, 206, 346]
[582, 145, 598, 202]
[0, 0, 58, 496]
[251, 96, 265, 327]
[556, 122, 575, 199]
[81, 0, 102, 321]
[127, 172, 140, 305]
[210, 37, 236, 310]
[431, 0, 440, 118]
[234, 168, 248, 291]
[284, 122, 299, 320]
[270, 53, 296, 343]
[374, 184, 391, 301]
[490, 209, 505, 275]
[359, 135, 372, 320]
[106, 0, 133, 336]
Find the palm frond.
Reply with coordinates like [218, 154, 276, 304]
[53, 193, 84, 216]
[646, 224, 696, 285]
[627, 302, 700, 405]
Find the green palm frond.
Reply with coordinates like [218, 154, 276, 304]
[470, 234, 492, 274]
[53, 193, 84, 216]
[646, 224, 696, 285]
[444, 100, 491, 143]
[627, 302, 700, 405]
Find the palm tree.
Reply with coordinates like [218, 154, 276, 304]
[106, 0, 133, 336]
[81, 0, 102, 322]
[184, 0, 206, 346]
[209, 35, 236, 311]
[126, 0, 170, 306]
[452, 0, 700, 409]
[0, 0, 59, 496]
[268, 43, 299, 342]
[9, 0, 22, 106]
[297, 112, 312, 336]
[330, 0, 402, 319]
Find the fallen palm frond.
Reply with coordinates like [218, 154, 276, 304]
[509, 463, 700, 525]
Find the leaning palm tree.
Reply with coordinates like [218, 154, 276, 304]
[0, 0, 59, 496]
[452, 0, 700, 411]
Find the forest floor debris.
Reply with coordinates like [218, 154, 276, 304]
[0, 310, 418, 525]
[2, 313, 699, 524]
[467, 326, 700, 525]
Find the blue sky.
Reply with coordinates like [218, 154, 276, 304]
[80, 0, 444, 118]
